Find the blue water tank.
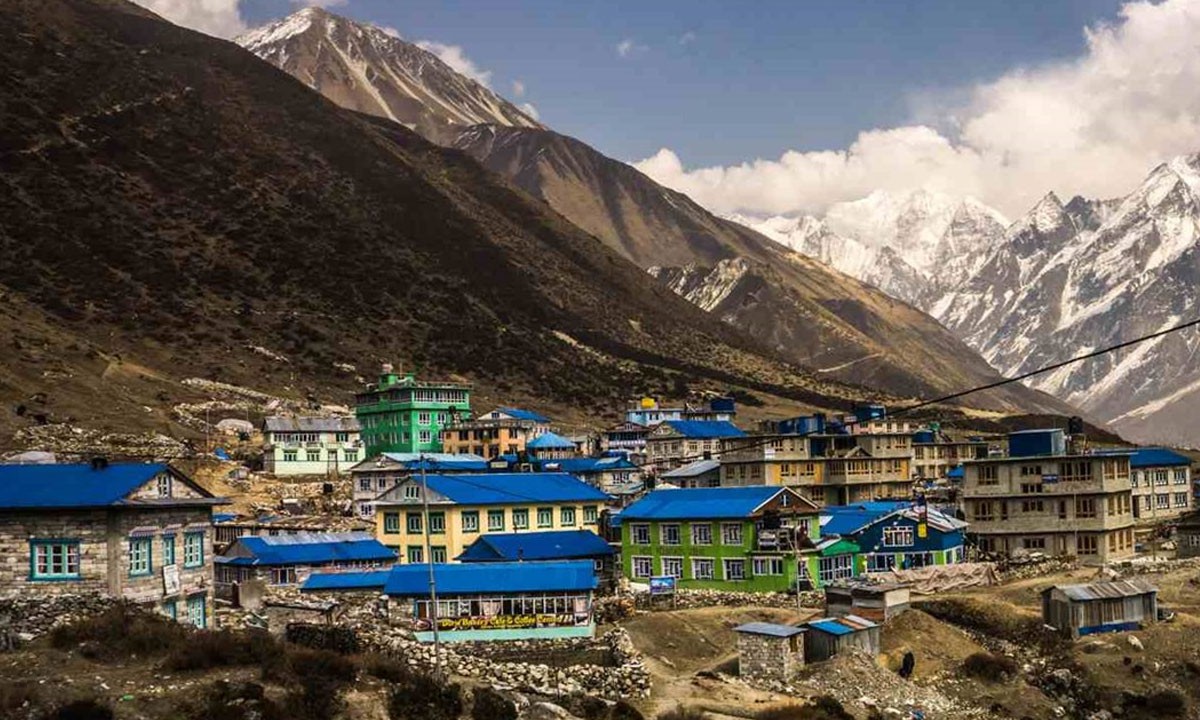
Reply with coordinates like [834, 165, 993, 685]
[854, 404, 887, 422]
[710, 397, 736, 413]
[1007, 429, 1066, 457]
[913, 430, 936, 444]
[779, 414, 826, 435]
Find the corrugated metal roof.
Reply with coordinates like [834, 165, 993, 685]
[457, 529, 614, 562]
[1050, 579, 1158, 601]
[494, 408, 551, 423]
[621, 486, 807, 520]
[807, 614, 877, 636]
[1098, 447, 1193, 468]
[544, 457, 637, 473]
[659, 420, 745, 439]
[661, 459, 720, 478]
[527, 432, 577, 449]
[301, 570, 392, 591]
[384, 560, 597, 595]
[734, 622, 805, 637]
[0, 463, 215, 509]
[820, 502, 966, 536]
[384, 473, 610, 505]
[218, 532, 396, 566]
[264, 416, 360, 433]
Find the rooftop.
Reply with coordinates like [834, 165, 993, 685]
[661, 459, 720, 478]
[541, 456, 638, 473]
[301, 570, 392, 591]
[1095, 447, 1192, 468]
[0, 462, 219, 510]
[734, 622, 805, 638]
[659, 420, 745, 439]
[621, 486, 812, 521]
[379, 472, 609, 506]
[493, 408, 551, 423]
[457, 529, 614, 562]
[263, 416, 360, 433]
[1044, 579, 1158, 601]
[384, 560, 597, 596]
[820, 502, 967, 537]
[527, 432, 577, 450]
[217, 532, 397, 566]
[807, 614, 878, 636]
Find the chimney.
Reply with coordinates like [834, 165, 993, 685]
[90, 456, 109, 471]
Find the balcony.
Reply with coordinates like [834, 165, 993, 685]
[755, 528, 807, 552]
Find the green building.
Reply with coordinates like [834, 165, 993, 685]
[619, 486, 820, 592]
[354, 366, 471, 456]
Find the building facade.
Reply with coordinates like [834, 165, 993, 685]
[1122, 448, 1193, 523]
[349, 453, 489, 520]
[215, 532, 396, 587]
[911, 432, 990, 480]
[0, 462, 223, 628]
[645, 420, 745, 471]
[603, 422, 651, 457]
[441, 408, 551, 459]
[525, 432, 579, 461]
[620, 486, 820, 592]
[354, 367, 471, 456]
[372, 472, 610, 563]
[962, 443, 1136, 564]
[819, 502, 968, 580]
[262, 416, 362, 476]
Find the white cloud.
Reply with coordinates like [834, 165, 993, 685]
[635, 0, 1200, 218]
[678, 31, 697, 46]
[131, 0, 247, 39]
[380, 26, 401, 39]
[512, 80, 526, 97]
[520, 102, 540, 121]
[616, 38, 646, 58]
[415, 41, 492, 87]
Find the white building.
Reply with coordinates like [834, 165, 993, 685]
[262, 416, 362, 476]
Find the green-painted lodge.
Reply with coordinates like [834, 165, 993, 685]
[354, 366, 471, 456]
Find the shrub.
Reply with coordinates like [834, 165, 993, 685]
[50, 606, 187, 661]
[362, 653, 411, 683]
[757, 696, 854, 720]
[657, 707, 709, 720]
[48, 699, 114, 720]
[471, 687, 517, 720]
[1145, 690, 1187, 717]
[163, 629, 281, 672]
[184, 681, 284, 720]
[279, 648, 357, 720]
[962, 652, 1019, 682]
[386, 670, 463, 720]
[611, 701, 646, 720]
[0, 681, 39, 715]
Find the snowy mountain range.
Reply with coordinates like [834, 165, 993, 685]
[731, 159, 1200, 446]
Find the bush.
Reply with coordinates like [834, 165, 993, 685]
[657, 707, 709, 720]
[471, 687, 517, 720]
[163, 629, 281, 672]
[961, 652, 1019, 682]
[1145, 690, 1187, 717]
[757, 696, 854, 720]
[280, 648, 357, 720]
[611, 701, 646, 720]
[49, 606, 187, 661]
[362, 653, 411, 683]
[183, 681, 284, 720]
[386, 670, 463, 720]
[48, 699, 114, 720]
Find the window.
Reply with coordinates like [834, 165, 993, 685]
[162, 535, 176, 566]
[978, 465, 998, 485]
[156, 474, 172, 497]
[30, 540, 81, 580]
[752, 557, 784, 576]
[973, 501, 995, 522]
[431, 546, 447, 563]
[1021, 500, 1045, 513]
[866, 553, 896, 572]
[384, 512, 401, 533]
[418, 412, 431, 425]
[163, 600, 177, 621]
[283, 450, 298, 462]
[344, 449, 358, 462]
[1075, 498, 1096, 518]
[1155, 470, 1169, 486]
[306, 449, 321, 462]
[184, 532, 204, 568]
[691, 557, 715, 580]
[723, 559, 746, 581]
[818, 555, 854, 583]
[187, 595, 206, 629]
[631, 556, 653, 578]
[462, 511, 479, 533]
[1174, 492, 1189, 508]
[272, 567, 297, 585]
[583, 506, 598, 524]
[630, 523, 650, 545]
[1156, 494, 1169, 509]
[488, 509, 506, 532]
[882, 527, 914, 547]
[1022, 537, 1046, 550]
[129, 537, 152, 576]
[407, 546, 424, 563]
[1077, 535, 1098, 555]
[1174, 469, 1188, 485]
[691, 523, 712, 545]
[404, 485, 421, 500]
[660, 523, 681, 545]
[1020, 482, 1043, 494]
[419, 430, 432, 444]
[407, 513, 423, 534]
[721, 523, 743, 545]
[661, 556, 683, 578]
[561, 507, 577, 527]
[359, 478, 372, 491]
[429, 512, 445, 534]
[512, 508, 530, 530]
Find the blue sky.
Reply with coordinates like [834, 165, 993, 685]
[241, 0, 1126, 167]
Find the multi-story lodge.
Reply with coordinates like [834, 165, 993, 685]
[349, 452, 489, 519]
[1117, 448, 1193, 523]
[625, 396, 736, 428]
[961, 430, 1135, 564]
[0, 461, 224, 628]
[262, 416, 362, 476]
[911, 429, 990, 480]
[619, 486, 820, 592]
[602, 422, 651, 457]
[645, 420, 745, 471]
[718, 432, 912, 506]
[371, 472, 610, 563]
[441, 408, 551, 459]
[354, 366, 471, 456]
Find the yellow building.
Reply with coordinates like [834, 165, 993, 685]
[372, 472, 610, 563]
[441, 408, 553, 459]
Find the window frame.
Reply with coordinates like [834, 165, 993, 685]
[487, 509, 506, 532]
[630, 523, 650, 545]
[129, 536, 153, 577]
[691, 523, 713, 545]
[29, 539, 82, 581]
[162, 534, 177, 567]
[461, 511, 480, 533]
[720, 522, 743, 546]
[383, 512, 401, 534]
[631, 556, 653, 578]
[723, 558, 746, 581]
[183, 532, 204, 569]
[660, 523, 681, 546]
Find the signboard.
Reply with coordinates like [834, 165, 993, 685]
[414, 612, 591, 632]
[649, 575, 677, 595]
[162, 564, 180, 595]
[1042, 474, 1060, 484]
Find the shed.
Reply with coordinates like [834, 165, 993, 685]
[824, 582, 910, 622]
[1178, 511, 1200, 559]
[1041, 579, 1158, 638]
[734, 622, 806, 682]
[804, 614, 880, 662]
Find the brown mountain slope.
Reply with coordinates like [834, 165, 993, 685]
[0, 0, 903, 447]
[237, 10, 1072, 415]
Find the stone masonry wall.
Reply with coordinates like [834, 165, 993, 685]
[0, 510, 113, 597]
[737, 633, 797, 683]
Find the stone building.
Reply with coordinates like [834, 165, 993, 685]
[0, 461, 224, 628]
[734, 622, 806, 683]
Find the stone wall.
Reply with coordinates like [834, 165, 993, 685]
[737, 632, 800, 683]
[595, 588, 823, 622]
[0, 509, 113, 597]
[0, 593, 118, 646]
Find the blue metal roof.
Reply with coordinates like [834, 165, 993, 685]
[301, 570, 392, 591]
[527, 432, 577, 449]
[497, 408, 551, 423]
[946, 466, 965, 479]
[543, 457, 637, 474]
[0, 462, 205, 509]
[457, 530, 614, 562]
[661, 420, 745, 439]
[734, 622, 805, 637]
[1099, 447, 1193, 468]
[413, 473, 609, 505]
[384, 560, 597, 596]
[380, 453, 490, 471]
[820, 502, 911, 536]
[620, 486, 793, 521]
[218, 533, 397, 566]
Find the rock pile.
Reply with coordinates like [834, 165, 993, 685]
[669, 588, 824, 610]
[12, 424, 188, 459]
[0, 593, 118, 644]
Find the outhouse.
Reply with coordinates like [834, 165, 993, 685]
[1041, 580, 1158, 638]
[733, 622, 806, 682]
[824, 582, 910, 622]
[804, 614, 880, 662]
